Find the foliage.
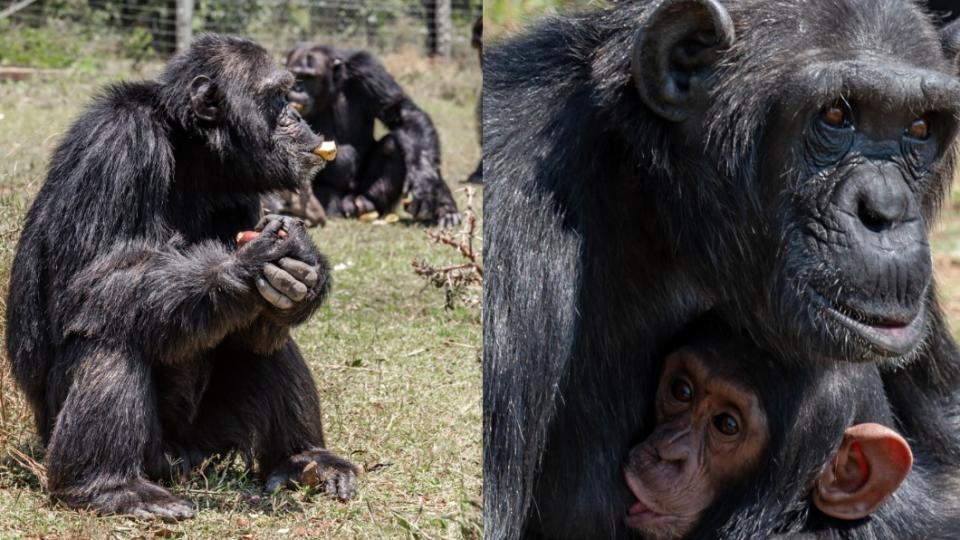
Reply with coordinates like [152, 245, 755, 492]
[0, 22, 82, 68]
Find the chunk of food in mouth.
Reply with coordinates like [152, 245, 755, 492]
[291, 102, 304, 112]
[236, 229, 288, 246]
[312, 140, 337, 161]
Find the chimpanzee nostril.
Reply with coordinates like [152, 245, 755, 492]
[857, 197, 894, 233]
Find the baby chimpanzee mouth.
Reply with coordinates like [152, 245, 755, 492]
[807, 289, 926, 357]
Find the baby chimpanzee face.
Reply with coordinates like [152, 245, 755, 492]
[623, 341, 913, 539]
[623, 348, 769, 539]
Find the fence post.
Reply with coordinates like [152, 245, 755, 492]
[175, 0, 194, 54]
[427, 0, 452, 57]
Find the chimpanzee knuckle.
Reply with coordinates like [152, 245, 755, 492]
[265, 265, 308, 302]
[255, 275, 295, 309]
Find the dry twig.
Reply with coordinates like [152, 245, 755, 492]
[413, 187, 483, 309]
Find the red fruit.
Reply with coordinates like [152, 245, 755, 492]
[235, 228, 288, 246]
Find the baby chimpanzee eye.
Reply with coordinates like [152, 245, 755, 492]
[712, 413, 740, 436]
[670, 378, 693, 402]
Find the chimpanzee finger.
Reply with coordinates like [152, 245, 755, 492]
[354, 195, 376, 216]
[255, 214, 285, 232]
[254, 218, 285, 238]
[341, 196, 358, 218]
[278, 257, 319, 288]
[264, 263, 309, 302]
[255, 275, 295, 309]
[437, 212, 462, 228]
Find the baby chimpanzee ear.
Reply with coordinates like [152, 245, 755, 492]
[189, 75, 221, 123]
[813, 423, 913, 521]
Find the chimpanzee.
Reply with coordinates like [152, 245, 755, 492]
[285, 43, 460, 227]
[5, 34, 358, 520]
[483, 0, 960, 538]
[624, 319, 920, 539]
[466, 16, 483, 185]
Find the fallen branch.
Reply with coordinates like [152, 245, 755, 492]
[413, 186, 483, 309]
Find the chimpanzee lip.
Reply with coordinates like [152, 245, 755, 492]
[807, 289, 925, 357]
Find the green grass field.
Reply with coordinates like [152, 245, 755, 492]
[0, 49, 482, 539]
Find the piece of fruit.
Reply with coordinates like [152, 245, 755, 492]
[358, 211, 380, 222]
[312, 140, 338, 161]
[236, 228, 288, 246]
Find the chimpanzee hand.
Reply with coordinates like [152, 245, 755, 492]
[405, 170, 461, 227]
[353, 195, 377, 216]
[237, 215, 328, 324]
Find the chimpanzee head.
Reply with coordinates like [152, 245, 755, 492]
[285, 44, 345, 118]
[629, 0, 960, 362]
[158, 34, 332, 194]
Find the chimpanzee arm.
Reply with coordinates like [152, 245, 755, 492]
[64, 220, 317, 364]
[347, 51, 459, 224]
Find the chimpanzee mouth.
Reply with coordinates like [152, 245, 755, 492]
[807, 289, 926, 357]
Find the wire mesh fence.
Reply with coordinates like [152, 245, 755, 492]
[0, 0, 481, 66]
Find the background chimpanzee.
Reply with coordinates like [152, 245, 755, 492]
[483, 0, 960, 538]
[5, 34, 358, 520]
[465, 16, 482, 184]
[625, 318, 918, 539]
[285, 43, 460, 227]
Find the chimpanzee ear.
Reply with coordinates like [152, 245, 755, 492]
[631, 0, 735, 122]
[813, 423, 913, 521]
[940, 18, 960, 70]
[331, 58, 346, 88]
[189, 75, 221, 123]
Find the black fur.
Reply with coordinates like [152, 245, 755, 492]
[483, 1, 960, 538]
[6, 34, 358, 520]
[285, 44, 460, 227]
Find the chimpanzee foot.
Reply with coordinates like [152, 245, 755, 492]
[265, 448, 359, 501]
[54, 478, 195, 522]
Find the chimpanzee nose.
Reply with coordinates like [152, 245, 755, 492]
[653, 430, 690, 472]
[853, 176, 910, 234]
[829, 166, 930, 324]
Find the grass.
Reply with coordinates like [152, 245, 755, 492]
[0, 48, 482, 539]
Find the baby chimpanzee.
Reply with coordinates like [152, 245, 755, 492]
[623, 321, 912, 539]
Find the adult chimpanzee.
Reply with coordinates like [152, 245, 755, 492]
[483, 0, 960, 538]
[6, 34, 358, 520]
[285, 43, 460, 227]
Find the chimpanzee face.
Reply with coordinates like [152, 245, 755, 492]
[176, 41, 334, 194]
[286, 48, 343, 117]
[758, 60, 960, 361]
[632, 0, 960, 363]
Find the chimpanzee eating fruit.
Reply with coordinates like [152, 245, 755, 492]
[6, 34, 358, 521]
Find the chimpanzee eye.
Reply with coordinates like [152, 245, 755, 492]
[670, 378, 693, 403]
[906, 116, 930, 140]
[712, 413, 740, 436]
[820, 102, 851, 129]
